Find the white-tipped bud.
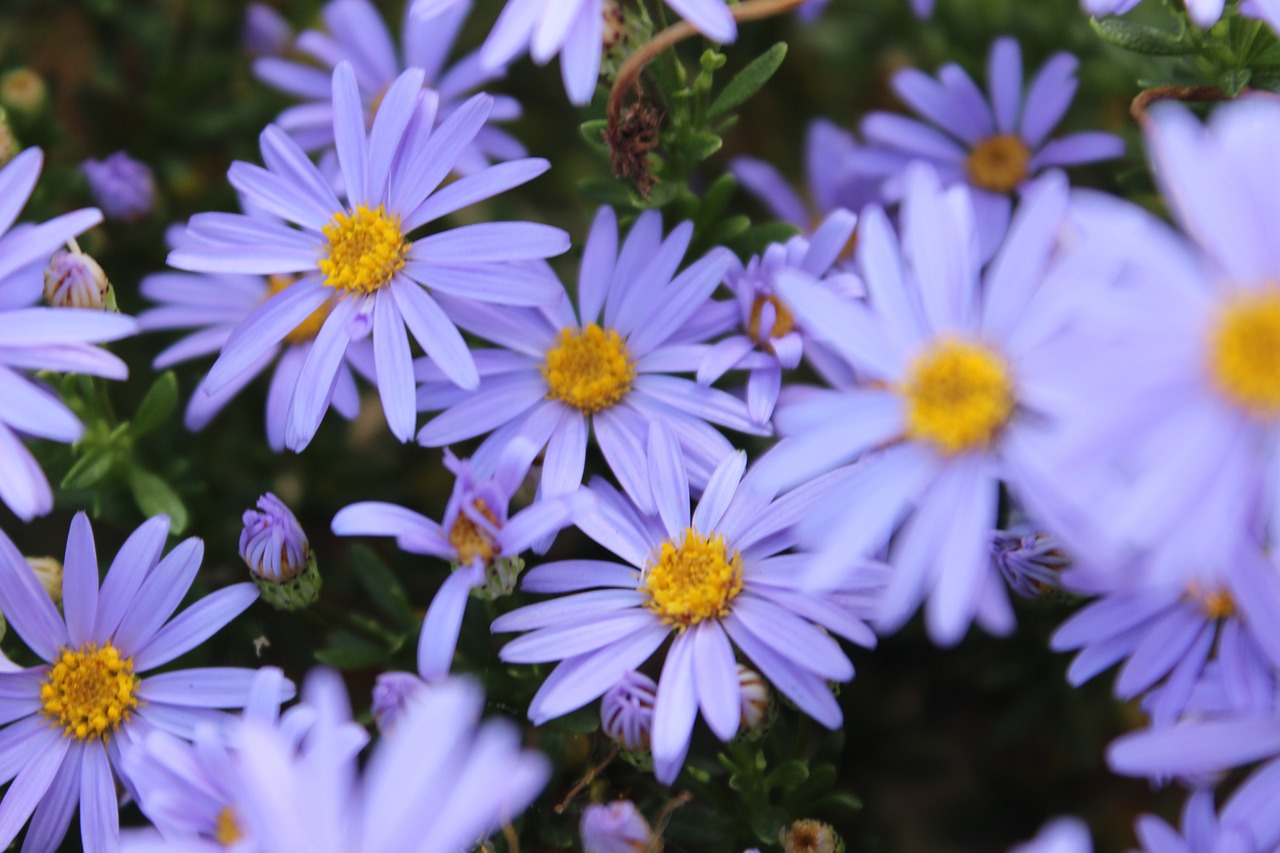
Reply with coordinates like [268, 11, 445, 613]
[25, 557, 62, 605]
[44, 249, 110, 310]
[737, 664, 772, 732]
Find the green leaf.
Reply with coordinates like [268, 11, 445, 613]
[130, 372, 179, 438]
[1218, 67, 1252, 96]
[579, 176, 644, 209]
[1090, 18, 1193, 55]
[128, 467, 189, 534]
[349, 545, 416, 632]
[61, 449, 116, 490]
[750, 807, 789, 844]
[579, 118, 609, 154]
[542, 704, 600, 734]
[729, 221, 802, 258]
[685, 130, 723, 163]
[709, 42, 789, 119]
[765, 759, 810, 790]
[814, 791, 863, 812]
[314, 631, 390, 670]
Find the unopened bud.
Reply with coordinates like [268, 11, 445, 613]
[81, 151, 156, 222]
[25, 557, 62, 605]
[44, 248, 110, 310]
[0, 68, 46, 114]
[601, 671, 656, 751]
[580, 801, 657, 853]
[371, 671, 426, 733]
[240, 493, 320, 610]
[780, 819, 842, 853]
[0, 116, 17, 168]
[737, 665, 773, 734]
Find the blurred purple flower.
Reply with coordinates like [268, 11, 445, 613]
[371, 671, 428, 733]
[1010, 817, 1092, 853]
[242, 3, 293, 57]
[81, 152, 156, 222]
[581, 800, 652, 853]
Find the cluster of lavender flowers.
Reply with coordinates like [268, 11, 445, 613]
[5, 0, 1280, 849]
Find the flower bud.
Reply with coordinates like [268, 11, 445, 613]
[0, 69, 45, 114]
[25, 557, 62, 605]
[371, 671, 426, 733]
[780, 819, 842, 853]
[239, 493, 320, 610]
[601, 671, 657, 751]
[80, 151, 156, 222]
[44, 248, 110, 310]
[737, 665, 773, 733]
[0, 116, 18, 168]
[580, 801, 656, 853]
[991, 529, 1069, 598]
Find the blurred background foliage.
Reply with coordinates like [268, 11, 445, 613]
[0, 0, 1185, 850]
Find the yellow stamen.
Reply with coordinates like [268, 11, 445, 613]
[965, 134, 1032, 194]
[267, 274, 333, 344]
[901, 338, 1015, 454]
[214, 807, 244, 847]
[1186, 582, 1236, 620]
[448, 499, 500, 565]
[643, 528, 743, 627]
[747, 294, 795, 346]
[318, 203, 409, 295]
[542, 323, 636, 414]
[1209, 289, 1280, 417]
[40, 644, 139, 741]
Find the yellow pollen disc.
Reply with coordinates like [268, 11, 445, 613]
[965, 134, 1032, 194]
[901, 338, 1015, 454]
[748, 294, 796, 346]
[1185, 582, 1236, 620]
[267, 274, 333, 344]
[542, 323, 636, 414]
[448, 498, 500, 565]
[643, 528, 743, 627]
[39, 643, 139, 741]
[1209, 290, 1280, 417]
[318, 203, 409, 295]
[215, 807, 244, 847]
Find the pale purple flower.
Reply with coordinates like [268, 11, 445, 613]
[861, 37, 1123, 257]
[255, 0, 523, 174]
[754, 164, 1105, 645]
[332, 444, 577, 681]
[416, 205, 767, 514]
[491, 428, 881, 783]
[371, 671, 428, 733]
[168, 62, 568, 452]
[581, 801, 652, 853]
[412, 0, 736, 105]
[729, 119, 880, 237]
[220, 669, 548, 853]
[600, 670, 656, 750]
[1010, 818, 1092, 853]
[239, 492, 309, 582]
[242, 3, 292, 57]
[1129, 774, 1280, 852]
[1081, 0, 1141, 15]
[139, 223, 371, 451]
[0, 148, 135, 520]
[0, 513, 268, 853]
[81, 152, 155, 222]
[688, 208, 863, 425]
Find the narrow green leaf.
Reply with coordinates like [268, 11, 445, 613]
[709, 42, 788, 119]
[61, 449, 116, 491]
[685, 130, 723, 163]
[128, 467, 189, 534]
[1091, 18, 1193, 55]
[349, 545, 416, 633]
[314, 631, 390, 670]
[765, 759, 810, 790]
[130, 371, 179, 438]
[579, 177, 644, 209]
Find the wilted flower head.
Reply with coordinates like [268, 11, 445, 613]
[0, 68, 45, 113]
[780, 819, 841, 853]
[580, 800, 655, 853]
[601, 671, 657, 751]
[81, 151, 156, 222]
[44, 246, 110, 309]
[371, 670, 428, 733]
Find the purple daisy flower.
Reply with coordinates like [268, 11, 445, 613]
[168, 61, 568, 452]
[254, 0, 524, 174]
[412, 0, 736, 105]
[688, 208, 863, 425]
[729, 119, 880, 238]
[1129, 782, 1280, 853]
[416, 205, 767, 513]
[332, 443, 577, 681]
[119, 667, 298, 850]
[861, 37, 1123, 257]
[139, 223, 371, 450]
[0, 148, 136, 521]
[0, 513, 271, 853]
[753, 164, 1106, 645]
[491, 426, 880, 783]
[221, 669, 549, 853]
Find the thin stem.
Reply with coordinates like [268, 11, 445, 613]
[648, 790, 694, 851]
[553, 743, 620, 813]
[607, 0, 809, 129]
[1129, 85, 1280, 125]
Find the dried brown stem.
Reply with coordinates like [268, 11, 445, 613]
[553, 744, 621, 814]
[1129, 85, 1280, 125]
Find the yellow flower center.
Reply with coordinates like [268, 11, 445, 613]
[267, 274, 333, 344]
[748, 294, 796, 346]
[643, 528, 743, 627]
[965, 134, 1032, 194]
[902, 338, 1015, 454]
[448, 499, 500, 565]
[1186, 582, 1236, 620]
[542, 323, 636, 414]
[40, 644, 139, 741]
[215, 807, 244, 847]
[318, 203, 409, 295]
[1208, 289, 1280, 417]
